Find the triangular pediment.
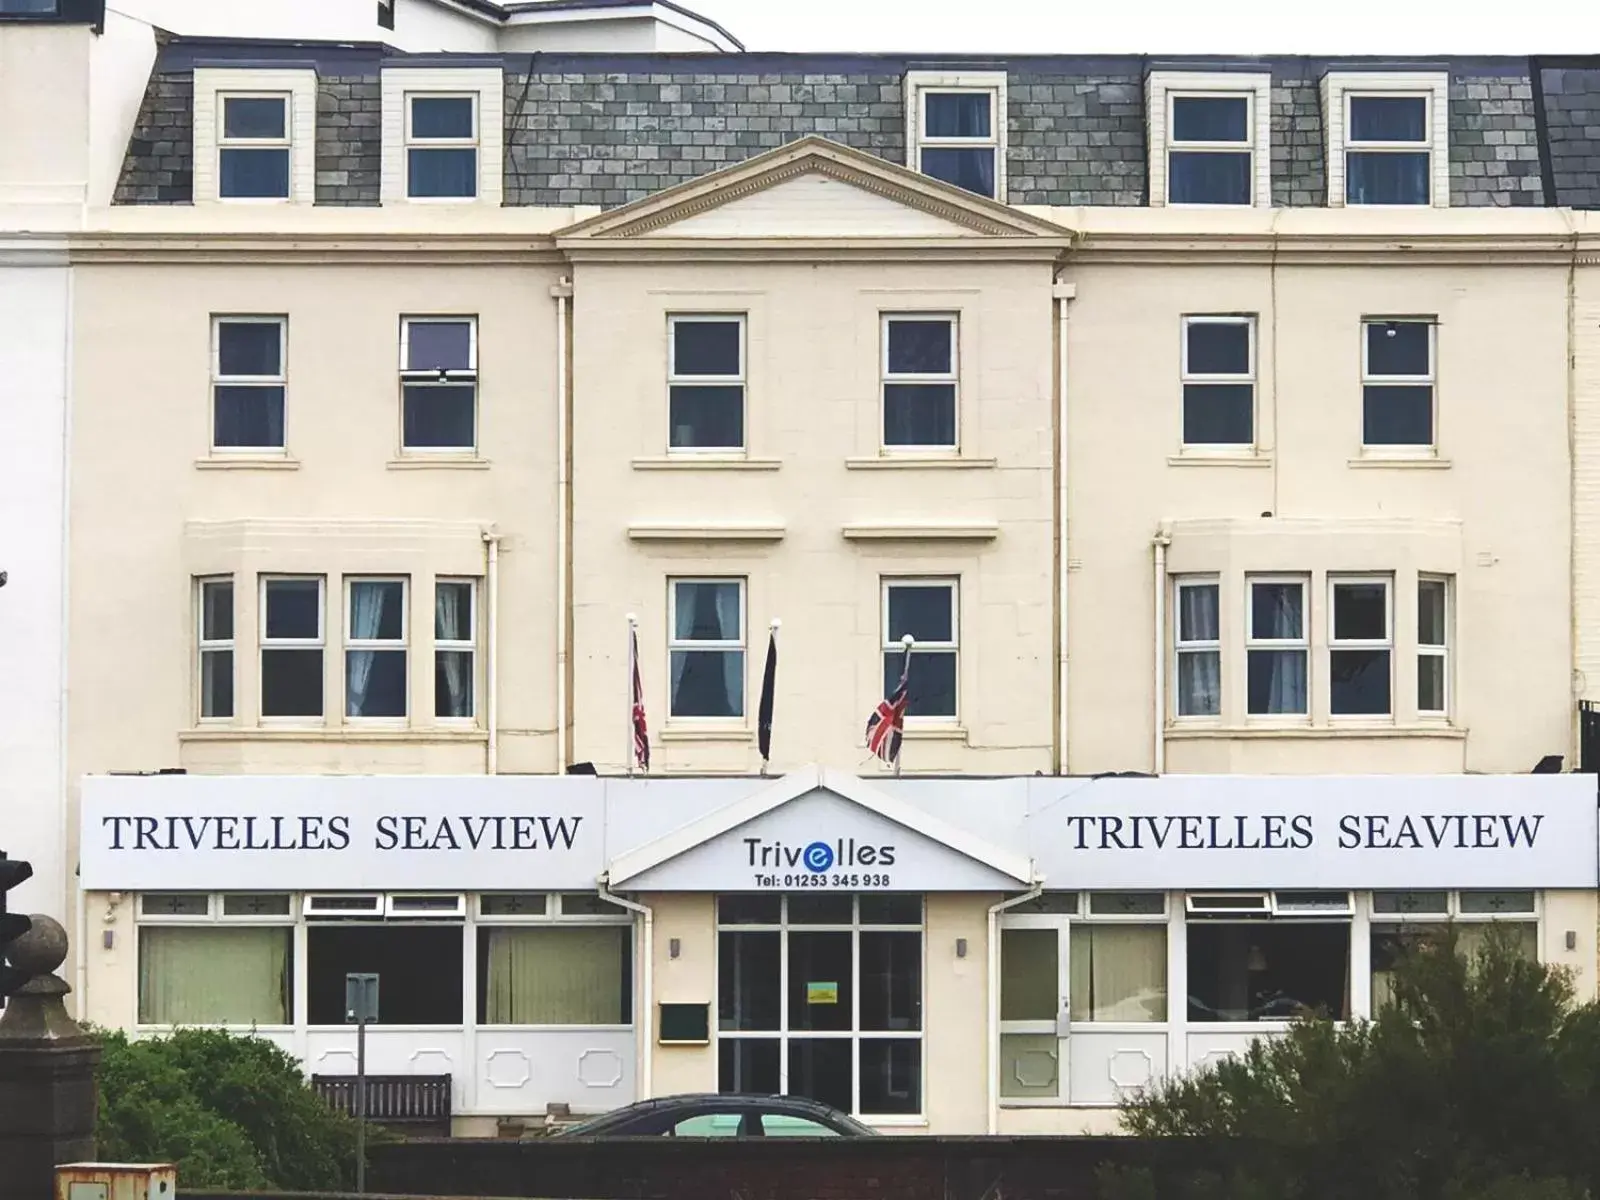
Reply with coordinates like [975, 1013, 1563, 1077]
[555, 136, 1074, 243]
[607, 766, 1033, 892]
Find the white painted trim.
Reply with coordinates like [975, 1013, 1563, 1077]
[606, 766, 1032, 888]
[1322, 71, 1450, 209]
[193, 69, 317, 206]
[381, 67, 505, 207]
[903, 70, 1010, 203]
[1146, 71, 1272, 209]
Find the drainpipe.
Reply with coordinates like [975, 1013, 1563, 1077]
[1152, 525, 1172, 775]
[552, 279, 573, 772]
[1053, 282, 1076, 775]
[482, 527, 502, 775]
[598, 881, 653, 1100]
[986, 879, 1044, 1134]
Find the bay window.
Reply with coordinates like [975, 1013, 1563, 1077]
[1186, 891, 1353, 1022]
[1246, 576, 1308, 717]
[136, 893, 293, 1027]
[1370, 890, 1539, 1010]
[476, 892, 633, 1026]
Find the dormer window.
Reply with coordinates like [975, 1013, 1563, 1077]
[381, 67, 505, 206]
[904, 70, 1008, 200]
[1323, 71, 1449, 208]
[219, 95, 291, 199]
[193, 69, 316, 204]
[1147, 72, 1271, 207]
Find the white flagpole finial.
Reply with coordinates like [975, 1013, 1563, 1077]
[770, 617, 782, 630]
[626, 613, 638, 626]
[901, 633, 915, 647]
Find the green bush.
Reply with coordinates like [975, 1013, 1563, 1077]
[94, 1027, 362, 1191]
[1104, 927, 1600, 1200]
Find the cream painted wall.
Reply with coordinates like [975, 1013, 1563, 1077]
[1064, 260, 1573, 777]
[568, 257, 1058, 777]
[0, 24, 90, 207]
[922, 894, 992, 1133]
[648, 893, 719, 1096]
[1573, 260, 1600, 716]
[67, 260, 563, 825]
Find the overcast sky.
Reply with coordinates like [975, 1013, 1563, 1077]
[689, 0, 1599, 56]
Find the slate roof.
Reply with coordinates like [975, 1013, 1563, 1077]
[111, 40, 1600, 210]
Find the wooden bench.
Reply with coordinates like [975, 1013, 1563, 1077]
[312, 1074, 453, 1137]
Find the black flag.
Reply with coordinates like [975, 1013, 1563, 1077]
[757, 625, 778, 764]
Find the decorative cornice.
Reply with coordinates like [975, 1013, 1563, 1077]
[841, 521, 1000, 542]
[69, 232, 564, 266]
[1074, 230, 1587, 266]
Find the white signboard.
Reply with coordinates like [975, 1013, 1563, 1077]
[80, 775, 607, 891]
[1025, 774, 1599, 890]
[614, 790, 1025, 893]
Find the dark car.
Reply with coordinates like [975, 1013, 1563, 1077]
[555, 1093, 876, 1138]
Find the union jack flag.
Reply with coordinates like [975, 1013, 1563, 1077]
[865, 643, 911, 765]
[630, 625, 650, 772]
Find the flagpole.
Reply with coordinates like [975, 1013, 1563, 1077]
[626, 613, 638, 778]
[895, 633, 914, 779]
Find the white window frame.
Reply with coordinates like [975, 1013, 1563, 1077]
[1322, 71, 1449, 209]
[903, 70, 1008, 201]
[435, 577, 478, 722]
[881, 312, 959, 453]
[381, 67, 504, 206]
[259, 574, 325, 723]
[192, 68, 316, 205]
[881, 577, 960, 724]
[1147, 72, 1271, 208]
[1327, 574, 1393, 720]
[134, 891, 296, 1030]
[210, 316, 288, 454]
[385, 893, 466, 918]
[216, 92, 293, 201]
[1360, 317, 1437, 451]
[714, 894, 926, 1120]
[1245, 574, 1309, 719]
[1179, 315, 1256, 448]
[1370, 891, 1540, 923]
[399, 316, 479, 454]
[344, 575, 409, 723]
[197, 575, 235, 723]
[666, 313, 747, 455]
[1172, 575, 1221, 719]
[1417, 575, 1451, 718]
[667, 576, 747, 722]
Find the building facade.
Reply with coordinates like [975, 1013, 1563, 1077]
[6, 0, 1600, 1135]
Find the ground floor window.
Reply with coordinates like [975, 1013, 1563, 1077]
[716, 893, 923, 1117]
[1369, 890, 1538, 1010]
[138, 925, 292, 1025]
[1187, 921, 1350, 1022]
[307, 924, 464, 1025]
[476, 925, 632, 1025]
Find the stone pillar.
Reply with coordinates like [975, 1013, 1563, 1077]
[0, 915, 101, 1200]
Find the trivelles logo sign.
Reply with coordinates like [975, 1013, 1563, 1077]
[743, 835, 897, 889]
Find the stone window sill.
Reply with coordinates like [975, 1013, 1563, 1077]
[1167, 451, 1272, 468]
[180, 727, 487, 743]
[658, 726, 754, 743]
[387, 457, 491, 471]
[901, 723, 968, 743]
[845, 455, 997, 471]
[1165, 723, 1464, 741]
[1347, 454, 1452, 470]
[632, 456, 782, 471]
[195, 455, 300, 471]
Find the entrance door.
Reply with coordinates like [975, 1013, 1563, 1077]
[997, 916, 1071, 1104]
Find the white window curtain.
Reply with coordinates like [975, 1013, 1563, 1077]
[483, 927, 629, 1025]
[435, 585, 470, 717]
[1177, 585, 1220, 715]
[670, 582, 742, 716]
[1069, 925, 1167, 1022]
[138, 927, 290, 1025]
[1252, 587, 1307, 713]
[1371, 922, 1538, 1011]
[347, 582, 391, 715]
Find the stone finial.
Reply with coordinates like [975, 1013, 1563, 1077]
[6, 915, 68, 981]
[0, 915, 83, 1042]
